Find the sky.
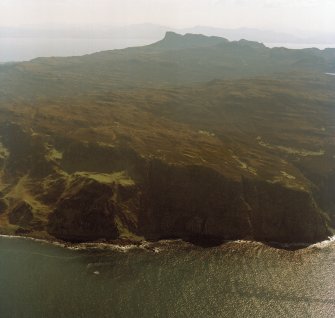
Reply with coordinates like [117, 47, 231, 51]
[1, 0, 335, 33]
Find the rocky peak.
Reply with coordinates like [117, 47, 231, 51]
[151, 31, 228, 50]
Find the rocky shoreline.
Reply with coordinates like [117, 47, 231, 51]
[2, 232, 334, 253]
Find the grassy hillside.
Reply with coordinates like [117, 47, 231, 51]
[0, 33, 334, 245]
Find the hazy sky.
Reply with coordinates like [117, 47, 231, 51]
[1, 0, 335, 33]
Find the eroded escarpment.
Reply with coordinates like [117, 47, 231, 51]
[137, 161, 329, 244]
[0, 123, 331, 245]
[47, 177, 120, 242]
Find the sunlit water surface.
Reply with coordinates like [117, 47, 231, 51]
[0, 236, 334, 318]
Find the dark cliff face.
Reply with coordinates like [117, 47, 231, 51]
[137, 161, 252, 241]
[136, 161, 329, 243]
[47, 178, 119, 242]
[0, 122, 331, 245]
[8, 201, 34, 227]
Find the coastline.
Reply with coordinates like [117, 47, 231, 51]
[1, 233, 334, 253]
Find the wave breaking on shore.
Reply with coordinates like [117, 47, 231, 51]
[1, 234, 335, 254]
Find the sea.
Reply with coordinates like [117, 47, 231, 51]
[0, 38, 156, 62]
[0, 236, 334, 318]
[0, 37, 335, 62]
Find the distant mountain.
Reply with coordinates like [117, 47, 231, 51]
[180, 26, 301, 43]
[149, 31, 228, 50]
[1, 32, 334, 98]
[2, 24, 334, 63]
